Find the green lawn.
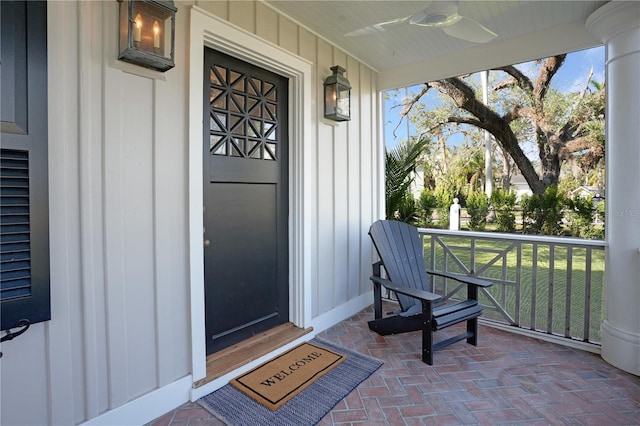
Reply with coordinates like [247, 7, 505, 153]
[422, 235, 605, 343]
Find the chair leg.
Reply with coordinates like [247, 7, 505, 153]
[467, 317, 478, 346]
[467, 284, 479, 346]
[421, 300, 434, 365]
[373, 283, 383, 320]
[372, 262, 383, 319]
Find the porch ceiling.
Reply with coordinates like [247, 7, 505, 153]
[264, 0, 607, 88]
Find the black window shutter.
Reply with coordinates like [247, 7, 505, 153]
[1, 1, 50, 331]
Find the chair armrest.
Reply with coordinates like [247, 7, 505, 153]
[370, 275, 441, 302]
[425, 270, 493, 288]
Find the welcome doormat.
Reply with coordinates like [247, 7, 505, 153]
[198, 338, 383, 426]
[230, 341, 346, 410]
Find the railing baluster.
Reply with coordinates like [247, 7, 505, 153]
[565, 246, 573, 338]
[501, 246, 507, 321]
[470, 237, 476, 275]
[501, 249, 507, 289]
[584, 248, 592, 342]
[443, 238, 448, 295]
[531, 243, 538, 331]
[515, 242, 522, 326]
[430, 235, 436, 292]
[547, 244, 555, 334]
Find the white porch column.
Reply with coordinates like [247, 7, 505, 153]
[587, 1, 640, 376]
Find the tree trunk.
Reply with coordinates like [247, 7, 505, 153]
[501, 148, 511, 191]
[440, 135, 448, 174]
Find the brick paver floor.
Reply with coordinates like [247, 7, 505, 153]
[147, 302, 640, 425]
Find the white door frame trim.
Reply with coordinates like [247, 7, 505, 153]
[187, 6, 313, 383]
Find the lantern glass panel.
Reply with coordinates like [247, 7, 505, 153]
[325, 85, 337, 116]
[337, 88, 350, 118]
[130, 1, 172, 59]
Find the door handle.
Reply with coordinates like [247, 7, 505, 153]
[203, 239, 211, 247]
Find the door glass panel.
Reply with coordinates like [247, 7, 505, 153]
[265, 103, 276, 121]
[213, 66, 227, 85]
[231, 74, 245, 91]
[212, 91, 226, 109]
[263, 82, 274, 98]
[247, 98, 260, 117]
[231, 138, 244, 157]
[247, 139, 261, 159]
[211, 135, 226, 155]
[210, 116, 220, 132]
[264, 122, 276, 141]
[249, 142, 262, 160]
[231, 119, 245, 136]
[248, 120, 260, 137]
[251, 78, 261, 94]
[207, 63, 281, 161]
[229, 115, 243, 134]
[229, 95, 242, 113]
[264, 123, 278, 141]
[210, 88, 222, 104]
[229, 70, 242, 87]
[211, 113, 226, 132]
[265, 143, 277, 160]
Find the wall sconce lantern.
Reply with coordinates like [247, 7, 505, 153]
[324, 65, 351, 122]
[118, 0, 177, 72]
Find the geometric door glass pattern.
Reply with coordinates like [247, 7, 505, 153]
[209, 65, 279, 161]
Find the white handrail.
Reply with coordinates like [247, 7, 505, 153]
[417, 227, 607, 247]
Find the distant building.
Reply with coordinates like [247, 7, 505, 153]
[510, 174, 533, 202]
[571, 185, 605, 200]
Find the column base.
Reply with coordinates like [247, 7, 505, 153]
[601, 320, 640, 376]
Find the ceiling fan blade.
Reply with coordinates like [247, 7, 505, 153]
[409, 1, 459, 27]
[442, 16, 497, 43]
[344, 16, 410, 37]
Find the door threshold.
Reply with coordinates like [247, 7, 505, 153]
[194, 322, 313, 388]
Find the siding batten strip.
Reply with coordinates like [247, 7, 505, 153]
[78, 0, 106, 418]
[47, 1, 82, 423]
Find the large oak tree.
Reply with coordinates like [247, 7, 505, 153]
[403, 55, 605, 196]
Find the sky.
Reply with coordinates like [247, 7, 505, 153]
[383, 45, 605, 149]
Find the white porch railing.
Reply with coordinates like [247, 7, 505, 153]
[417, 228, 606, 345]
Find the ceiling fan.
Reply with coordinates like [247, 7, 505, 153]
[344, 0, 497, 43]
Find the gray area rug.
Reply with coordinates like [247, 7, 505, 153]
[198, 338, 383, 426]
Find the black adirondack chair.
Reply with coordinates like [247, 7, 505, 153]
[368, 220, 492, 365]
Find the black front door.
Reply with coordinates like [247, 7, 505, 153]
[203, 48, 289, 354]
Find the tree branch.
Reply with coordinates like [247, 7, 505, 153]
[493, 78, 519, 92]
[392, 83, 431, 138]
[445, 116, 486, 130]
[430, 77, 545, 193]
[558, 67, 595, 142]
[494, 65, 534, 93]
[533, 55, 566, 104]
[563, 137, 595, 155]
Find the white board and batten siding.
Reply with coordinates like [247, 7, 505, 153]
[0, 1, 381, 425]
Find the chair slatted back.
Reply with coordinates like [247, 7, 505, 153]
[369, 220, 430, 311]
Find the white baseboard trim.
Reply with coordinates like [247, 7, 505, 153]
[190, 292, 374, 401]
[79, 375, 192, 426]
[481, 320, 602, 354]
[308, 291, 373, 332]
